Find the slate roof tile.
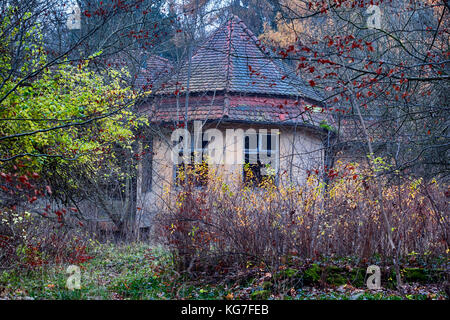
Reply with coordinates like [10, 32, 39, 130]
[144, 16, 332, 133]
[156, 15, 321, 101]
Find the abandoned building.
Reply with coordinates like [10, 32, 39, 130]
[135, 16, 335, 228]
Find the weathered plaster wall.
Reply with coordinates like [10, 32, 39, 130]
[136, 124, 324, 228]
[279, 127, 324, 186]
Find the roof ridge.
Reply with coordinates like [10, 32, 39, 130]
[224, 18, 234, 93]
[231, 16, 292, 81]
[232, 15, 268, 55]
[187, 19, 229, 65]
[229, 15, 323, 101]
[155, 15, 322, 101]
[226, 17, 293, 85]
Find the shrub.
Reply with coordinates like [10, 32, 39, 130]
[0, 209, 94, 269]
[0, 168, 94, 269]
[155, 162, 449, 280]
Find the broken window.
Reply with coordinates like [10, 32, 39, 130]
[243, 130, 279, 186]
[174, 134, 209, 188]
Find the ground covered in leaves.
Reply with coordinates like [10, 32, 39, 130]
[0, 243, 447, 300]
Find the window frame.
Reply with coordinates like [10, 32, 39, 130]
[243, 130, 279, 186]
[173, 133, 209, 188]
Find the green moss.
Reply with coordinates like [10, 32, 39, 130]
[382, 267, 444, 288]
[273, 268, 300, 280]
[383, 268, 398, 289]
[297, 264, 445, 289]
[325, 266, 347, 286]
[349, 268, 366, 287]
[303, 264, 321, 284]
[319, 120, 336, 132]
[251, 290, 271, 300]
[262, 281, 273, 290]
[402, 268, 428, 283]
[274, 267, 299, 280]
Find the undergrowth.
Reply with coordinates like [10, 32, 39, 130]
[0, 242, 447, 300]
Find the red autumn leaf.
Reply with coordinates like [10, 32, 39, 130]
[301, 47, 311, 53]
[46, 185, 52, 195]
[309, 80, 316, 87]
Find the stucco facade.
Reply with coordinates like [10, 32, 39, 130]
[136, 123, 325, 228]
[134, 16, 333, 229]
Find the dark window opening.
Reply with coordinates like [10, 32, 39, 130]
[175, 135, 209, 188]
[243, 132, 278, 186]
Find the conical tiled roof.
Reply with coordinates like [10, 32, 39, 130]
[158, 15, 321, 101]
